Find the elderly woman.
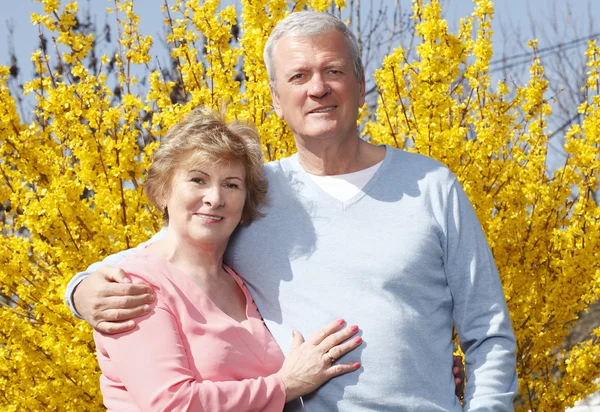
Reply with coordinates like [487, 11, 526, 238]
[93, 107, 362, 411]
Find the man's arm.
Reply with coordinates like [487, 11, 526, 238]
[444, 179, 518, 410]
[64, 229, 166, 333]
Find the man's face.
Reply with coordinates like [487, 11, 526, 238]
[270, 30, 366, 145]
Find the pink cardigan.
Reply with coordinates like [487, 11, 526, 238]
[93, 251, 286, 411]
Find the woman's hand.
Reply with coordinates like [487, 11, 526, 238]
[276, 319, 362, 401]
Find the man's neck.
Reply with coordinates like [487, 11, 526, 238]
[296, 138, 385, 176]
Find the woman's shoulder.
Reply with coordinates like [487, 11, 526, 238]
[116, 250, 171, 289]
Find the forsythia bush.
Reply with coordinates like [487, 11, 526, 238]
[0, 0, 598, 410]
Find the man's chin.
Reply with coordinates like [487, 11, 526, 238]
[295, 127, 340, 142]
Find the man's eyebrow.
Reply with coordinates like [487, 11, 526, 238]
[283, 66, 307, 75]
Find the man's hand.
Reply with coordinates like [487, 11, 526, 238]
[453, 355, 466, 401]
[73, 266, 155, 334]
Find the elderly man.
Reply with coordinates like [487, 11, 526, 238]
[66, 11, 517, 411]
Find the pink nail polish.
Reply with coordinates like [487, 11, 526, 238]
[353, 362, 361, 368]
[338, 319, 345, 326]
[351, 325, 359, 332]
[355, 336, 362, 344]
[292, 330, 295, 337]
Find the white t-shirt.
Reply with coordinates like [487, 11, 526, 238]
[307, 161, 383, 202]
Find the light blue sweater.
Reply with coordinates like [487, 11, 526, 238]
[67, 145, 518, 411]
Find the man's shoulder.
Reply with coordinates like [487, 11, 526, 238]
[263, 155, 299, 183]
[263, 158, 282, 174]
[264, 155, 293, 170]
[384, 146, 455, 183]
[386, 145, 445, 166]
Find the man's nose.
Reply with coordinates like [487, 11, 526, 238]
[308, 75, 330, 98]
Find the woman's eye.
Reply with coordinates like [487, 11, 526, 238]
[225, 183, 239, 189]
[191, 177, 204, 184]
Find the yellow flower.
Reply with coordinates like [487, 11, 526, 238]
[1, 0, 598, 410]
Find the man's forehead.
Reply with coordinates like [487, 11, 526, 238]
[273, 33, 348, 58]
[273, 30, 344, 50]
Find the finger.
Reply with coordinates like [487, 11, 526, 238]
[95, 320, 136, 334]
[101, 283, 155, 298]
[455, 381, 465, 398]
[326, 362, 361, 378]
[291, 330, 305, 349]
[103, 294, 155, 311]
[317, 324, 359, 352]
[98, 304, 153, 323]
[306, 319, 345, 345]
[98, 267, 131, 283]
[454, 358, 466, 398]
[326, 335, 363, 360]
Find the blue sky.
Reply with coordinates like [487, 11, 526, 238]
[1, 0, 598, 77]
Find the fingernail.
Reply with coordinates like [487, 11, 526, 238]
[353, 362, 361, 368]
[148, 294, 155, 302]
[337, 319, 345, 326]
[355, 336, 362, 344]
[292, 330, 295, 337]
[143, 305, 151, 312]
[350, 325, 359, 332]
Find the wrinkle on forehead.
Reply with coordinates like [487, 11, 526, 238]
[273, 33, 352, 79]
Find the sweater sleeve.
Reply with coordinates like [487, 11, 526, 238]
[443, 179, 518, 411]
[64, 228, 167, 318]
[93, 267, 286, 412]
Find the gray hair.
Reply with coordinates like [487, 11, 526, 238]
[264, 11, 364, 89]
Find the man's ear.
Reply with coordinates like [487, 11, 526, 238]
[270, 84, 284, 119]
[358, 70, 366, 108]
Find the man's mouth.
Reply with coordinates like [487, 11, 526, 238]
[310, 106, 336, 114]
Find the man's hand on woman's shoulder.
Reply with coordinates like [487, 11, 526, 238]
[73, 266, 155, 334]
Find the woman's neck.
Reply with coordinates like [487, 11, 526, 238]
[149, 229, 227, 281]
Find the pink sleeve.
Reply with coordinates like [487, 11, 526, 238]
[94, 278, 286, 411]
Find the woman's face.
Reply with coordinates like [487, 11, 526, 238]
[164, 158, 246, 249]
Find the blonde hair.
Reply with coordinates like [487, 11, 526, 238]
[144, 107, 267, 225]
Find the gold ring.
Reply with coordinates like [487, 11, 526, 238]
[325, 351, 335, 363]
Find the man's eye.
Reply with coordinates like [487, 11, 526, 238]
[290, 74, 303, 81]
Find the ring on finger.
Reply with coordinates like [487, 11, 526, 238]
[325, 351, 335, 364]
